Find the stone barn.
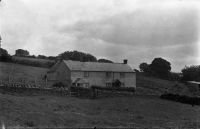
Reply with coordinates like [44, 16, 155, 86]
[47, 60, 136, 88]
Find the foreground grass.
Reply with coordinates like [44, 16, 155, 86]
[0, 93, 199, 128]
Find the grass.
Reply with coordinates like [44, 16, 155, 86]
[0, 62, 48, 85]
[136, 74, 196, 96]
[12, 56, 55, 64]
[0, 93, 200, 128]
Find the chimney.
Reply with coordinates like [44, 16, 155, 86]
[123, 59, 128, 64]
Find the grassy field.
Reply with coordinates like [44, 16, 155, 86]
[12, 56, 55, 64]
[12, 56, 55, 68]
[0, 93, 200, 128]
[136, 74, 196, 96]
[0, 61, 200, 128]
[0, 62, 48, 85]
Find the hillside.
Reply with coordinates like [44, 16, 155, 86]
[136, 74, 196, 96]
[0, 62, 48, 86]
[12, 56, 55, 68]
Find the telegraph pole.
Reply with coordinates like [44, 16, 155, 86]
[0, 0, 1, 47]
[0, 35, 2, 48]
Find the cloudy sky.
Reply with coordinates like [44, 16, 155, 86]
[0, 0, 200, 72]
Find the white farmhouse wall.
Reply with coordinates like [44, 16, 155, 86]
[71, 71, 136, 88]
[48, 62, 71, 86]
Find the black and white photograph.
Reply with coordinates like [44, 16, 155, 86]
[0, 0, 200, 128]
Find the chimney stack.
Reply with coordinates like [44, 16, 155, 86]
[123, 59, 128, 64]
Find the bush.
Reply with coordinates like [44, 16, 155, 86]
[24, 120, 34, 127]
[52, 82, 65, 89]
[160, 93, 200, 106]
[112, 79, 121, 88]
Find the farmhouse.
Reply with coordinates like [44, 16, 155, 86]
[47, 60, 136, 88]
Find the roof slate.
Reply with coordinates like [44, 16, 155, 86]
[63, 60, 134, 72]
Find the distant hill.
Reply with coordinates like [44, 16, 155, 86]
[12, 56, 55, 68]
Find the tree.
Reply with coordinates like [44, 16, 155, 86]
[181, 65, 200, 81]
[139, 62, 149, 72]
[150, 58, 171, 78]
[58, 50, 97, 62]
[38, 55, 47, 59]
[0, 48, 11, 62]
[98, 59, 113, 63]
[15, 49, 29, 56]
[48, 56, 57, 60]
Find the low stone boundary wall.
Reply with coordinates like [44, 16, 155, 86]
[0, 86, 68, 96]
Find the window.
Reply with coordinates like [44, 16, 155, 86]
[106, 72, 112, 78]
[85, 83, 89, 88]
[84, 71, 89, 77]
[106, 83, 112, 87]
[120, 73, 125, 78]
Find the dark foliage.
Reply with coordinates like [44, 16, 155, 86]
[134, 69, 140, 73]
[168, 72, 182, 81]
[160, 93, 200, 106]
[48, 56, 57, 60]
[150, 58, 171, 78]
[58, 50, 97, 62]
[0, 48, 12, 62]
[181, 65, 200, 81]
[98, 59, 113, 63]
[139, 58, 173, 79]
[91, 85, 135, 92]
[37, 55, 47, 59]
[15, 49, 29, 56]
[52, 82, 65, 88]
[112, 79, 121, 88]
[139, 62, 151, 74]
[24, 120, 34, 127]
[70, 86, 92, 98]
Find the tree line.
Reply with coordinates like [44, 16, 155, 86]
[0, 48, 113, 68]
[139, 57, 200, 82]
[1, 48, 199, 82]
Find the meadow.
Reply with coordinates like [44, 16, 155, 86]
[0, 93, 200, 128]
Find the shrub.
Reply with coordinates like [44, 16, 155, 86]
[24, 120, 34, 127]
[160, 93, 200, 106]
[52, 82, 65, 89]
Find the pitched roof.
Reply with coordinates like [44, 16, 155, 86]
[48, 60, 62, 73]
[63, 60, 134, 72]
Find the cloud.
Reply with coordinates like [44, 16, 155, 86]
[61, 7, 199, 47]
[0, 0, 200, 72]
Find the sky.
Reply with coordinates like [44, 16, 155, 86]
[0, 0, 200, 72]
